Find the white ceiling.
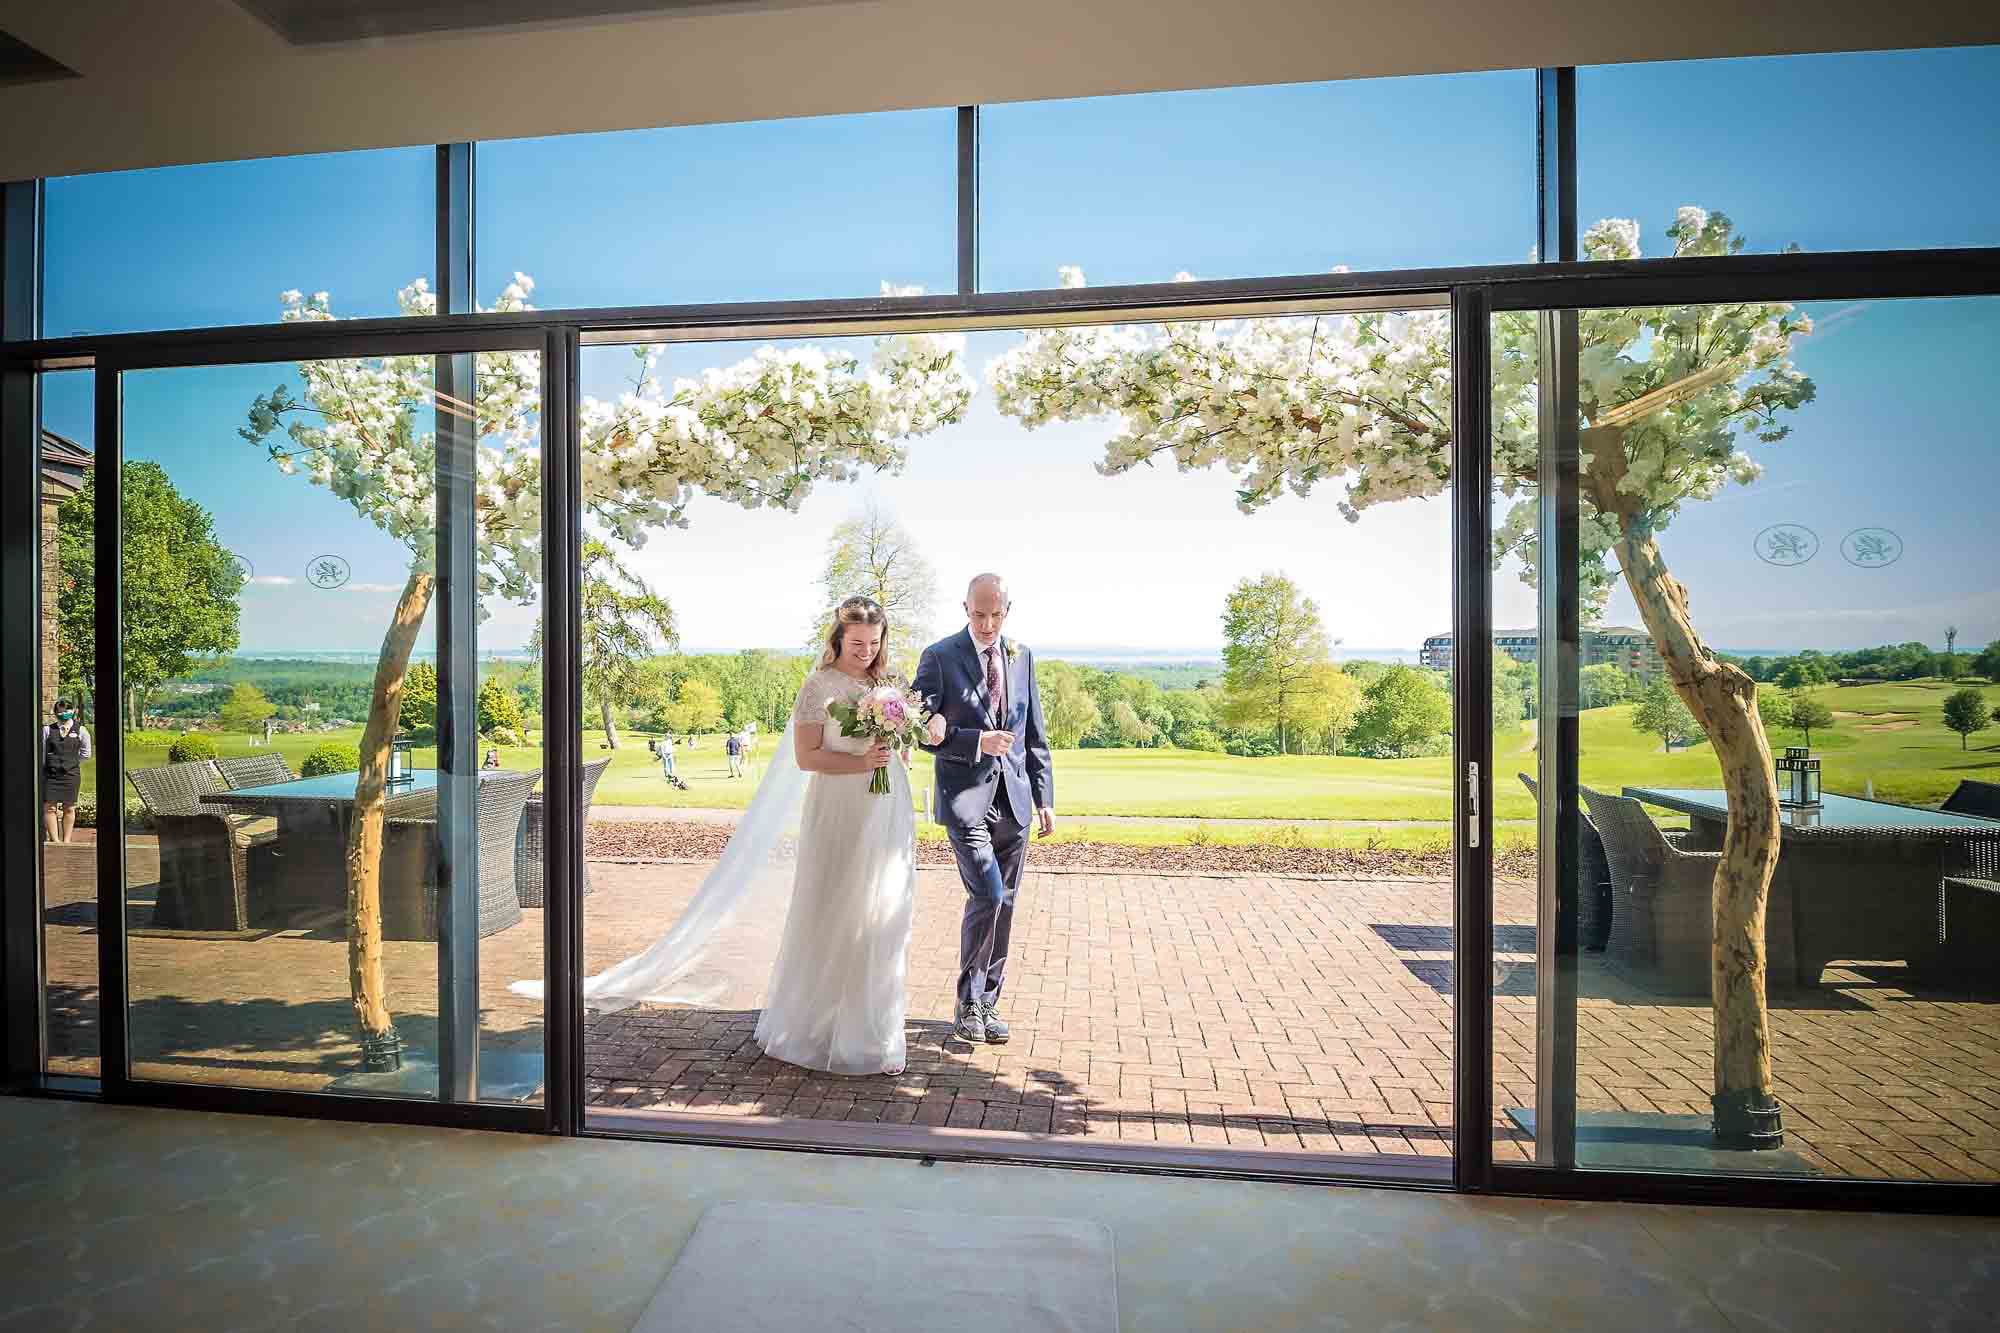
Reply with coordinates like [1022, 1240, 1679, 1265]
[2, 0, 1997, 179]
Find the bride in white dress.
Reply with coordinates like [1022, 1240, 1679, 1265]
[512, 595, 916, 1077]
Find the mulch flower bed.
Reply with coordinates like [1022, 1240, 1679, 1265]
[583, 819, 1534, 879]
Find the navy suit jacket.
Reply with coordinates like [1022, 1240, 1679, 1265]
[914, 628, 1052, 830]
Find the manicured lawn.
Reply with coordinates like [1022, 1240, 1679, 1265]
[84, 677, 2000, 824]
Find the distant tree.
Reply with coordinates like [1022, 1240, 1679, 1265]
[1580, 663, 1634, 710]
[1490, 650, 1526, 734]
[1347, 665, 1452, 758]
[1755, 686, 1793, 733]
[1943, 687, 1992, 750]
[665, 678, 726, 736]
[1787, 691, 1834, 748]
[1109, 698, 1157, 747]
[1160, 688, 1215, 747]
[1219, 572, 1331, 754]
[1776, 658, 1826, 692]
[1296, 663, 1365, 753]
[218, 682, 276, 735]
[477, 676, 525, 739]
[398, 662, 438, 735]
[1975, 640, 2000, 683]
[60, 461, 244, 724]
[814, 499, 938, 675]
[1036, 660, 1102, 749]
[1946, 625, 1959, 657]
[1632, 677, 1703, 752]
[549, 540, 676, 751]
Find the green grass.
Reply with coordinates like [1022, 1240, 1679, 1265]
[82, 677, 2000, 824]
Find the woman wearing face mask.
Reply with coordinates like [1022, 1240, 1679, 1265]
[42, 699, 92, 844]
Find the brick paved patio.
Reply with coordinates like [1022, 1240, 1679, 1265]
[37, 838, 2000, 1180]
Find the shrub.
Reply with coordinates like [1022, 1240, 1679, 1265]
[1177, 727, 1226, 753]
[167, 734, 219, 763]
[301, 741, 361, 777]
[1226, 736, 1279, 758]
[490, 726, 524, 747]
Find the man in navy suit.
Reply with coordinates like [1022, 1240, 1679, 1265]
[915, 573, 1054, 1045]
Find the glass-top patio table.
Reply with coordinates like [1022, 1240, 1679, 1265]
[208, 768, 440, 808]
[1620, 786, 2000, 986]
[1623, 787, 2000, 839]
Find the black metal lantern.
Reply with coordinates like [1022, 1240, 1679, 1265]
[1775, 746, 1821, 808]
[388, 735, 415, 787]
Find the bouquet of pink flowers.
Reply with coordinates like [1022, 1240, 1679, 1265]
[828, 681, 933, 795]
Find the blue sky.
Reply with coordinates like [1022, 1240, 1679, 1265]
[37, 46, 2000, 658]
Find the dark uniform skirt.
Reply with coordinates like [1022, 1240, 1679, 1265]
[43, 727, 84, 805]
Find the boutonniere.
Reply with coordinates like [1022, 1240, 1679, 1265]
[1004, 638, 1022, 664]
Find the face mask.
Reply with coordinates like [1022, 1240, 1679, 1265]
[58, 712, 74, 722]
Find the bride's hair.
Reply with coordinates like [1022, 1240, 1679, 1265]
[818, 595, 891, 681]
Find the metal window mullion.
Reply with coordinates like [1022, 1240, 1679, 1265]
[434, 144, 480, 1102]
[92, 357, 128, 1098]
[957, 106, 980, 296]
[1530, 64, 1581, 1172]
[542, 324, 582, 1136]
[1536, 69, 1577, 266]
[1533, 305, 1581, 1169]
[1451, 284, 1495, 1191]
[1, 179, 43, 1089]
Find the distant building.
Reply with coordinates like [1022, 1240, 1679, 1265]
[40, 429, 92, 721]
[1419, 627, 1665, 681]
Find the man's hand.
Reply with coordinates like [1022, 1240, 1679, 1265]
[978, 729, 1015, 757]
[926, 713, 947, 745]
[1036, 807, 1055, 838]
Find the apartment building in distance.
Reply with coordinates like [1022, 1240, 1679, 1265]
[1419, 626, 1665, 680]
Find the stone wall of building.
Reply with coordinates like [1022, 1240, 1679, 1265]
[40, 493, 62, 723]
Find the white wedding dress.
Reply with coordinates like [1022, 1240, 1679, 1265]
[510, 665, 915, 1077]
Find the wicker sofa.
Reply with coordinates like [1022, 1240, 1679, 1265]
[1516, 773, 1615, 952]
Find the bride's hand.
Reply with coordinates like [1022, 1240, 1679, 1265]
[864, 740, 892, 770]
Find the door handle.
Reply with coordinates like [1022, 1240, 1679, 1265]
[1467, 760, 1481, 849]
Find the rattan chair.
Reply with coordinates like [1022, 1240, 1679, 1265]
[1518, 773, 1615, 951]
[127, 760, 279, 931]
[514, 758, 612, 908]
[378, 768, 537, 940]
[1578, 785, 1730, 994]
[216, 753, 296, 790]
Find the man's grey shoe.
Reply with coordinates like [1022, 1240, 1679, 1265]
[980, 1003, 1010, 1044]
[954, 1002, 986, 1044]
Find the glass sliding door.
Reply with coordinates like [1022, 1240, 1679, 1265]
[100, 334, 548, 1108]
[575, 303, 1459, 1176]
[1492, 289, 2000, 1185]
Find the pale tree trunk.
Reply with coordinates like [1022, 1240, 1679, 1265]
[600, 695, 620, 750]
[348, 567, 435, 1063]
[1584, 424, 1782, 1143]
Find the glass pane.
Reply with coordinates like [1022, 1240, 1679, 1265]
[117, 344, 543, 1105]
[575, 310, 1454, 1169]
[476, 110, 956, 310]
[1494, 292, 2000, 1183]
[979, 72, 1535, 291]
[44, 147, 434, 338]
[1579, 46, 2000, 258]
[40, 369, 98, 1078]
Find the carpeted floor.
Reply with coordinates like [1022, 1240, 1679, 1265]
[1, 1096, 1996, 1331]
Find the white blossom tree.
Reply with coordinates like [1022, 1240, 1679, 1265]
[243, 275, 974, 1062]
[987, 210, 1815, 1142]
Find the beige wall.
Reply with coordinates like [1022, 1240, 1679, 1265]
[0, 0, 1996, 179]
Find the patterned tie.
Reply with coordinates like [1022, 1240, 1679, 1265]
[985, 645, 1004, 726]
